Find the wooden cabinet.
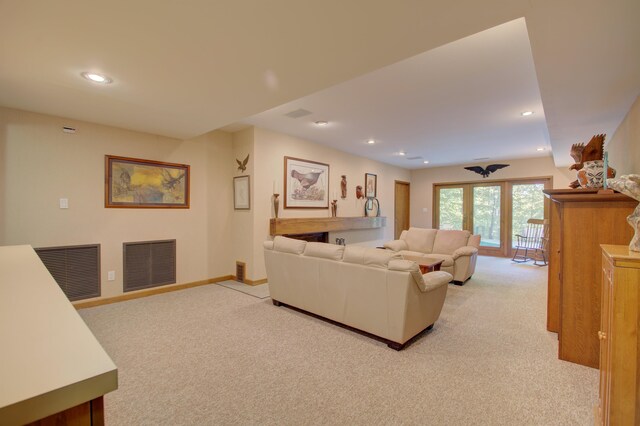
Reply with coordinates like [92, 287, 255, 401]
[543, 189, 637, 368]
[596, 245, 640, 425]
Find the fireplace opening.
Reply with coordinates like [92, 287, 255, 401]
[283, 232, 328, 243]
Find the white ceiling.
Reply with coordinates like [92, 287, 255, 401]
[242, 18, 550, 169]
[1, 1, 639, 168]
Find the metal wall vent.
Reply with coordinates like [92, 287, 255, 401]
[284, 108, 312, 118]
[35, 244, 101, 301]
[123, 240, 176, 292]
[236, 261, 246, 283]
[406, 156, 423, 160]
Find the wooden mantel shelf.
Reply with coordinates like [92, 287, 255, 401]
[270, 216, 386, 236]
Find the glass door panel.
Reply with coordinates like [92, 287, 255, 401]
[472, 185, 502, 248]
[438, 187, 464, 230]
[511, 183, 545, 247]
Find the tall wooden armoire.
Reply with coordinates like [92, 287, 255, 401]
[543, 188, 637, 368]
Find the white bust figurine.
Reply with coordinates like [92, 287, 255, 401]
[608, 174, 640, 252]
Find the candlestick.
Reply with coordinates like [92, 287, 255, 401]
[273, 194, 280, 218]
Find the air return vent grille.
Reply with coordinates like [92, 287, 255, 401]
[35, 244, 101, 301]
[123, 239, 176, 292]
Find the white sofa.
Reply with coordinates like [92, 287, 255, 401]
[264, 236, 452, 350]
[384, 228, 480, 284]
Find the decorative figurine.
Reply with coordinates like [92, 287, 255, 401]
[608, 174, 640, 252]
[464, 164, 509, 178]
[355, 185, 364, 199]
[568, 134, 616, 188]
[236, 154, 249, 173]
[331, 199, 338, 217]
[341, 175, 347, 199]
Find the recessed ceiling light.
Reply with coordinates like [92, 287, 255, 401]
[537, 147, 544, 151]
[314, 120, 328, 126]
[81, 72, 112, 84]
[367, 139, 375, 144]
[398, 151, 406, 156]
[423, 160, 429, 164]
[521, 111, 534, 117]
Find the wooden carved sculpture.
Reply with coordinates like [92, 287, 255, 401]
[568, 134, 616, 188]
[236, 154, 249, 173]
[340, 175, 347, 199]
[464, 164, 509, 178]
[355, 185, 364, 199]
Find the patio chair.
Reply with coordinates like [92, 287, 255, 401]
[512, 218, 549, 266]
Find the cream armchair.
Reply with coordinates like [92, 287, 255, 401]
[384, 227, 480, 284]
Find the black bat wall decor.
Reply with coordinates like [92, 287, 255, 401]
[464, 164, 510, 178]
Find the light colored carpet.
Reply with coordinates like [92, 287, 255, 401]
[79, 256, 598, 425]
[217, 280, 270, 299]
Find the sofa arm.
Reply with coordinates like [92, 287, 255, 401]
[384, 239, 408, 252]
[452, 245, 478, 260]
[263, 240, 274, 250]
[389, 260, 451, 292]
[423, 271, 453, 292]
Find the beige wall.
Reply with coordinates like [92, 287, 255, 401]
[0, 107, 234, 299]
[410, 156, 574, 229]
[241, 127, 411, 280]
[607, 94, 640, 175]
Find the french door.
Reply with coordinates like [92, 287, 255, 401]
[434, 178, 550, 256]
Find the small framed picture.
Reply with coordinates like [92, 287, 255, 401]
[234, 175, 250, 210]
[365, 173, 377, 198]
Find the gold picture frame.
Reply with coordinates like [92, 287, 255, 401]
[105, 155, 190, 208]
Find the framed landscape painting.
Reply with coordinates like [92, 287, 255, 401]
[284, 156, 329, 209]
[105, 155, 190, 208]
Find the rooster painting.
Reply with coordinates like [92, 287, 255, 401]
[285, 157, 329, 206]
[291, 169, 324, 189]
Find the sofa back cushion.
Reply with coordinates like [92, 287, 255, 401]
[432, 230, 471, 255]
[343, 246, 400, 268]
[468, 234, 481, 249]
[303, 242, 345, 261]
[273, 236, 307, 255]
[402, 227, 438, 253]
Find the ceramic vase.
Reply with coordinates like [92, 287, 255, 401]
[578, 160, 604, 188]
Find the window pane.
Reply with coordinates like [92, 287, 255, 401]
[511, 183, 545, 247]
[439, 188, 463, 230]
[473, 186, 501, 247]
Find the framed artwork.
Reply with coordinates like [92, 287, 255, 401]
[365, 173, 377, 198]
[233, 175, 250, 210]
[284, 156, 329, 209]
[105, 155, 190, 208]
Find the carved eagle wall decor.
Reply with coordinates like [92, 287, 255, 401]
[236, 154, 249, 173]
[464, 164, 510, 178]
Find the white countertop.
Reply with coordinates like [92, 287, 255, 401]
[0, 245, 117, 425]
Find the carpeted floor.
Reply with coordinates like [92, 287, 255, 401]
[79, 256, 598, 425]
[217, 280, 270, 299]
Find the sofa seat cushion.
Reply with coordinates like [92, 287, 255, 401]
[304, 242, 345, 260]
[421, 254, 454, 268]
[398, 250, 429, 259]
[403, 227, 438, 253]
[432, 230, 471, 255]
